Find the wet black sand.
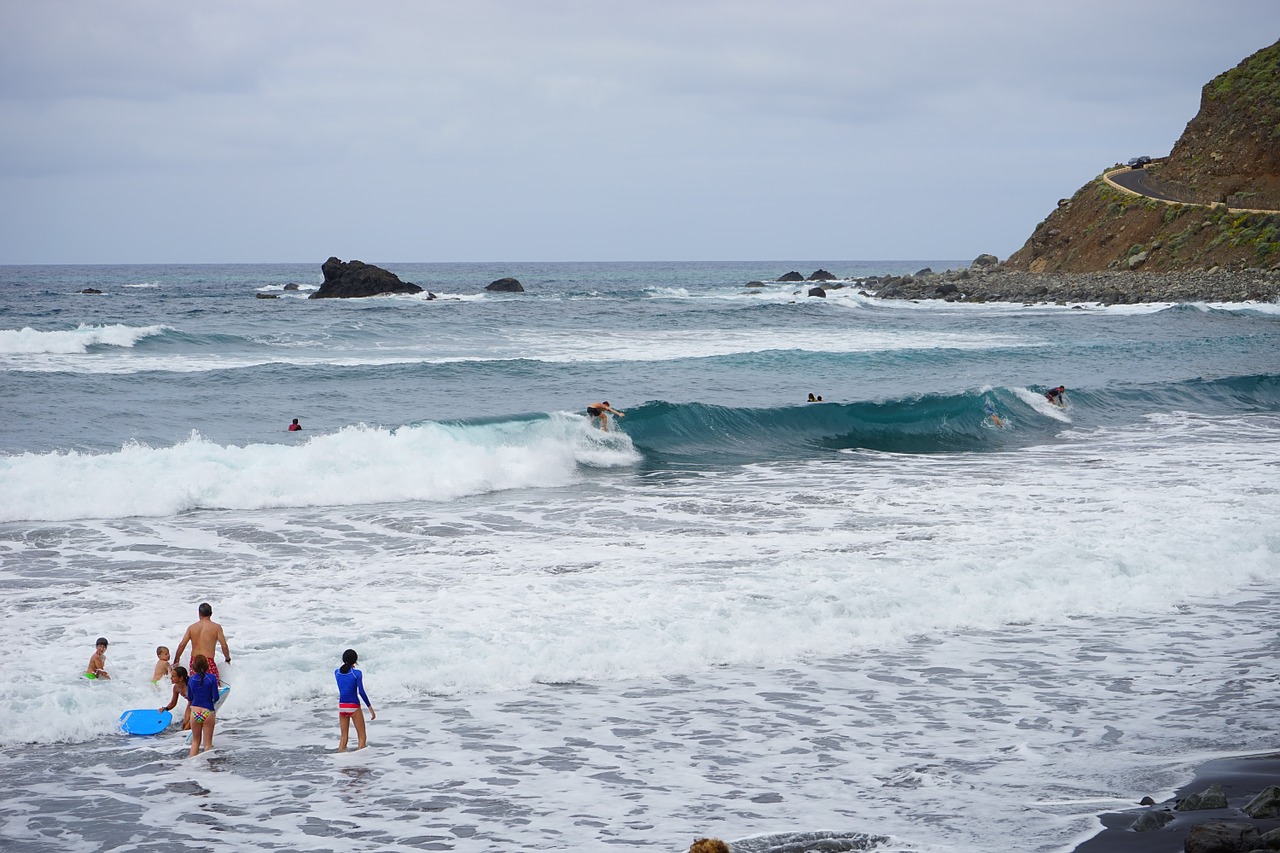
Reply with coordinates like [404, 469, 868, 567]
[1073, 753, 1280, 853]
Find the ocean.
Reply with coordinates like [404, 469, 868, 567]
[1, 260, 1277, 853]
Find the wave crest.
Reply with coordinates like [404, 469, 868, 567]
[0, 414, 639, 522]
[0, 323, 168, 355]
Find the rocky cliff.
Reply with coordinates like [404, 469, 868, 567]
[1004, 39, 1280, 275]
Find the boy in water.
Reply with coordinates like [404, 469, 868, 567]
[152, 645, 173, 684]
[85, 637, 110, 680]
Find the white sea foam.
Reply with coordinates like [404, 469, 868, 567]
[0, 325, 1034, 374]
[0, 323, 167, 354]
[501, 326, 1031, 363]
[0, 414, 639, 523]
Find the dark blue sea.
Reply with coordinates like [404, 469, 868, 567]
[2, 260, 1278, 852]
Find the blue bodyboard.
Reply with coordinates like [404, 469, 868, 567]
[120, 708, 173, 736]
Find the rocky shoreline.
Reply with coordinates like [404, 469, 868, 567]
[1072, 752, 1280, 853]
[862, 264, 1280, 305]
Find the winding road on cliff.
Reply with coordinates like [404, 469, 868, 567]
[1106, 167, 1191, 203]
[1104, 164, 1280, 213]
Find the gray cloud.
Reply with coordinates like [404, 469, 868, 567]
[0, 0, 1275, 263]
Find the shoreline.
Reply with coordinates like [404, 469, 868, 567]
[1072, 752, 1280, 853]
[854, 268, 1280, 305]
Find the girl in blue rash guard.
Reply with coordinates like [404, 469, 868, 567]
[187, 654, 220, 757]
[335, 649, 376, 751]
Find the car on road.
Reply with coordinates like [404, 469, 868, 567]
[1127, 155, 1152, 169]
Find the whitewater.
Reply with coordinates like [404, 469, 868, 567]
[1, 260, 1277, 853]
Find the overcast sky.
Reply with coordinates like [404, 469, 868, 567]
[1, 1, 1275, 265]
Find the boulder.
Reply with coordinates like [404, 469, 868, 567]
[778, 271, 805, 282]
[1184, 821, 1261, 853]
[745, 281, 766, 288]
[971, 253, 1000, 268]
[283, 283, 300, 291]
[1178, 782, 1228, 811]
[1129, 809, 1174, 832]
[485, 277, 524, 293]
[80, 288, 102, 294]
[807, 287, 827, 298]
[309, 257, 424, 299]
[1243, 785, 1280, 818]
[255, 293, 279, 299]
[808, 269, 836, 281]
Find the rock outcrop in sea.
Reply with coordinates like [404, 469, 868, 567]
[309, 257, 429, 299]
[485, 277, 524, 292]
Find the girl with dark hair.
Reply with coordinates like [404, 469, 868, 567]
[159, 665, 192, 730]
[187, 654, 220, 756]
[335, 649, 376, 751]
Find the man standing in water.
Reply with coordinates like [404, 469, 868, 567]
[174, 602, 231, 681]
[586, 401, 624, 432]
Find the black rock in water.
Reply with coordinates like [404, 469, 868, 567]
[309, 257, 424, 299]
[485, 277, 524, 293]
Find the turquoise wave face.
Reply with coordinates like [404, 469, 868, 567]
[613, 374, 1280, 464]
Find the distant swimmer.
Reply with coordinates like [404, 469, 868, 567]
[85, 637, 110, 680]
[984, 402, 1005, 428]
[586, 401, 624, 432]
[807, 393, 817, 402]
[288, 418, 302, 431]
[1045, 386, 1066, 407]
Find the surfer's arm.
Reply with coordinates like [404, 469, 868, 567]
[217, 627, 231, 662]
